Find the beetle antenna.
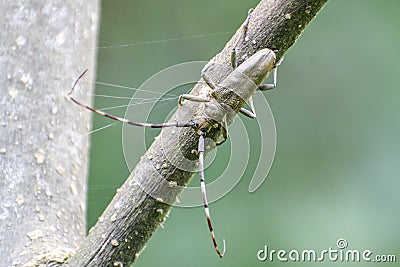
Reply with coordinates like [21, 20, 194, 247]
[67, 69, 193, 128]
[198, 132, 226, 258]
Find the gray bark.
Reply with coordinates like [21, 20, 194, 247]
[65, 0, 328, 266]
[0, 1, 99, 266]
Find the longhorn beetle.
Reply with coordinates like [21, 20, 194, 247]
[67, 10, 281, 258]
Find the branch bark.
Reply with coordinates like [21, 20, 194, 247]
[0, 1, 99, 266]
[64, 0, 329, 266]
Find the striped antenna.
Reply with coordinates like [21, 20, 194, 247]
[67, 69, 193, 128]
[198, 132, 226, 258]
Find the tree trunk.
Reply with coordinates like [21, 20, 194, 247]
[0, 1, 99, 266]
[0, 0, 329, 266]
[65, 0, 328, 266]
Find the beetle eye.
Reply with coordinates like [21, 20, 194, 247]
[190, 120, 199, 127]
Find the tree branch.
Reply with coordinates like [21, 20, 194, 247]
[65, 0, 328, 266]
[0, 1, 99, 266]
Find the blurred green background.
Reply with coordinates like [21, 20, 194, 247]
[87, 0, 400, 266]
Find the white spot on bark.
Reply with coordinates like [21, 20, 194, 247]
[56, 166, 65, 175]
[15, 36, 27, 47]
[51, 106, 58, 115]
[8, 88, 18, 99]
[20, 72, 33, 89]
[56, 30, 66, 46]
[113, 202, 121, 209]
[27, 229, 44, 240]
[45, 190, 52, 198]
[80, 203, 85, 212]
[168, 181, 177, 187]
[83, 30, 89, 39]
[34, 149, 45, 164]
[0, 148, 6, 154]
[35, 185, 42, 196]
[111, 239, 119, 247]
[70, 184, 77, 195]
[16, 195, 25, 206]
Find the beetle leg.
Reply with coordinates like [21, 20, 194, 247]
[203, 8, 254, 89]
[216, 117, 228, 146]
[231, 8, 254, 69]
[239, 108, 256, 119]
[201, 70, 217, 90]
[258, 56, 283, 91]
[178, 94, 210, 106]
[243, 8, 253, 38]
[239, 96, 256, 119]
[200, 61, 219, 90]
